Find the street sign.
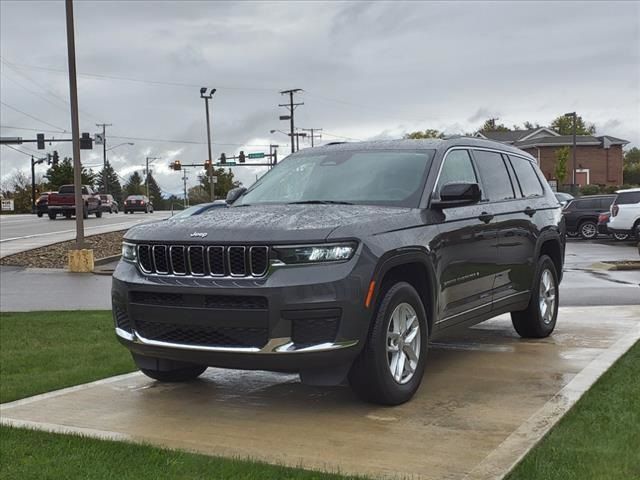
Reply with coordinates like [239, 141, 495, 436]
[95, 133, 104, 145]
[1, 199, 15, 211]
[248, 152, 265, 159]
[212, 176, 218, 184]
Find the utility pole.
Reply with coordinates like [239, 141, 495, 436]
[279, 89, 303, 153]
[145, 156, 160, 199]
[96, 123, 111, 194]
[300, 128, 322, 147]
[65, 0, 85, 249]
[564, 112, 577, 193]
[200, 88, 217, 201]
[31, 156, 36, 214]
[182, 168, 189, 208]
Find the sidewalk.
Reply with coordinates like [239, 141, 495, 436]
[0, 266, 111, 312]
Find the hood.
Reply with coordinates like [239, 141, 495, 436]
[124, 204, 421, 244]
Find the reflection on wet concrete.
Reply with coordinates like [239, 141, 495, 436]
[1, 306, 638, 480]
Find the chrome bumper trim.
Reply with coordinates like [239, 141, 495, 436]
[115, 328, 358, 354]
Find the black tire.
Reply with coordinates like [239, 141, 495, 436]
[511, 255, 559, 338]
[82, 206, 88, 219]
[48, 212, 56, 220]
[145, 207, 149, 213]
[37, 212, 43, 218]
[140, 365, 207, 382]
[64, 212, 72, 220]
[349, 281, 428, 405]
[566, 231, 579, 238]
[612, 232, 629, 241]
[579, 220, 598, 240]
[95, 209, 102, 218]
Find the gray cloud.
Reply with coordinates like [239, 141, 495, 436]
[1, 0, 639, 197]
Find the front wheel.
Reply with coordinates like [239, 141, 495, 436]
[349, 281, 428, 405]
[48, 212, 56, 220]
[579, 220, 598, 240]
[37, 212, 43, 218]
[95, 210, 102, 218]
[511, 255, 559, 338]
[140, 365, 207, 382]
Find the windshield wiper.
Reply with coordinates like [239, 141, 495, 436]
[288, 200, 354, 205]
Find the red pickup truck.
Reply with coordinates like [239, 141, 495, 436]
[47, 184, 103, 220]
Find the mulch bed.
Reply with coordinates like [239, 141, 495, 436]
[0, 230, 125, 269]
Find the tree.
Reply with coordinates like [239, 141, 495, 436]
[145, 172, 165, 210]
[623, 147, 640, 185]
[193, 167, 240, 203]
[550, 114, 596, 135]
[404, 129, 444, 139]
[95, 162, 123, 203]
[124, 171, 145, 196]
[0, 171, 45, 214]
[479, 118, 510, 132]
[554, 147, 569, 186]
[45, 157, 96, 190]
[523, 121, 541, 130]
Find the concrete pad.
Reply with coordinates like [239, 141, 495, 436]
[2, 306, 638, 480]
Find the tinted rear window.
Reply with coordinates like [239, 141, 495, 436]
[58, 186, 74, 194]
[508, 155, 543, 197]
[616, 191, 640, 204]
[473, 150, 515, 201]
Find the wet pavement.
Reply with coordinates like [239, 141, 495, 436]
[2, 306, 638, 480]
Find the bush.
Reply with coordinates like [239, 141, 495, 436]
[579, 184, 601, 196]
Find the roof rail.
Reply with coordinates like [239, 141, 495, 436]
[325, 141, 347, 146]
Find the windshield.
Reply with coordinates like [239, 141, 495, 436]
[237, 149, 435, 208]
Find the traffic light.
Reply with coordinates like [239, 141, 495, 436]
[47, 153, 52, 165]
[170, 160, 182, 171]
[52, 151, 59, 165]
[220, 153, 226, 165]
[238, 151, 246, 163]
[80, 132, 93, 150]
[37, 133, 45, 150]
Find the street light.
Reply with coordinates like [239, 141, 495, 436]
[200, 87, 217, 201]
[145, 156, 160, 199]
[106, 142, 134, 153]
[270, 129, 306, 151]
[564, 112, 577, 193]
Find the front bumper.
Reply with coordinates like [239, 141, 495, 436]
[112, 251, 375, 372]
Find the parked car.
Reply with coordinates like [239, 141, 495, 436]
[114, 138, 565, 405]
[561, 195, 616, 239]
[35, 191, 55, 217]
[170, 200, 227, 219]
[47, 184, 102, 220]
[554, 192, 574, 208]
[124, 195, 153, 214]
[597, 211, 629, 241]
[99, 194, 119, 214]
[607, 188, 640, 238]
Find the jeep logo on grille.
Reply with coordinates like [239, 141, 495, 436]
[190, 232, 208, 238]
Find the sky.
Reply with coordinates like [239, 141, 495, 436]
[1, 0, 639, 198]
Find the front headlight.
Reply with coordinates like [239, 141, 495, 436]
[275, 242, 357, 265]
[122, 242, 137, 262]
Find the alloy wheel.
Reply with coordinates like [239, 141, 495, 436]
[386, 302, 421, 384]
[581, 222, 597, 239]
[538, 269, 556, 325]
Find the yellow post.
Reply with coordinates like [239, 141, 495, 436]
[68, 249, 94, 273]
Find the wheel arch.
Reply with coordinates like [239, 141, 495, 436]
[535, 234, 564, 283]
[369, 249, 437, 334]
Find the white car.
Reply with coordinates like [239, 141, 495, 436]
[608, 188, 640, 237]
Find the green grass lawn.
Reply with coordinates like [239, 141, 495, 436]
[0, 311, 134, 403]
[507, 340, 640, 480]
[1, 310, 638, 479]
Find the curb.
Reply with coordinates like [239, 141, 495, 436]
[94, 254, 121, 266]
[590, 261, 640, 271]
[92, 255, 120, 275]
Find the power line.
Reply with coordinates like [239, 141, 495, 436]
[0, 100, 69, 132]
[322, 131, 363, 141]
[1, 144, 37, 157]
[1, 57, 278, 93]
[0, 125, 66, 134]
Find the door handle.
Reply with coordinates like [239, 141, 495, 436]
[478, 212, 494, 223]
[524, 207, 536, 217]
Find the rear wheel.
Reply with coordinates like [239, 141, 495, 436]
[48, 212, 56, 220]
[37, 212, 43, 218]
[349, 281, 428, 405]
[95, 209, 102, 218]
[579, 220, 598, 240]
[64, 212, 72, 219]
[511, 255, 558, 338]
[613, 232, 629, 241]
[82, 206, 88, 219]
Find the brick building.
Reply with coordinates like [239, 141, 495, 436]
[475, 128, 628, 187]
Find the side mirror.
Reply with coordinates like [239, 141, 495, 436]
[432, 182, 481, 209]
[226, 187, 247, 204]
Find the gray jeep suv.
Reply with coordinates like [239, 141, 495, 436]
[112, 138, 565, 405]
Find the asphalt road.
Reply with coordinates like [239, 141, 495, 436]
[0, 211, 169, 258]
[1, 236, 638, 312]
